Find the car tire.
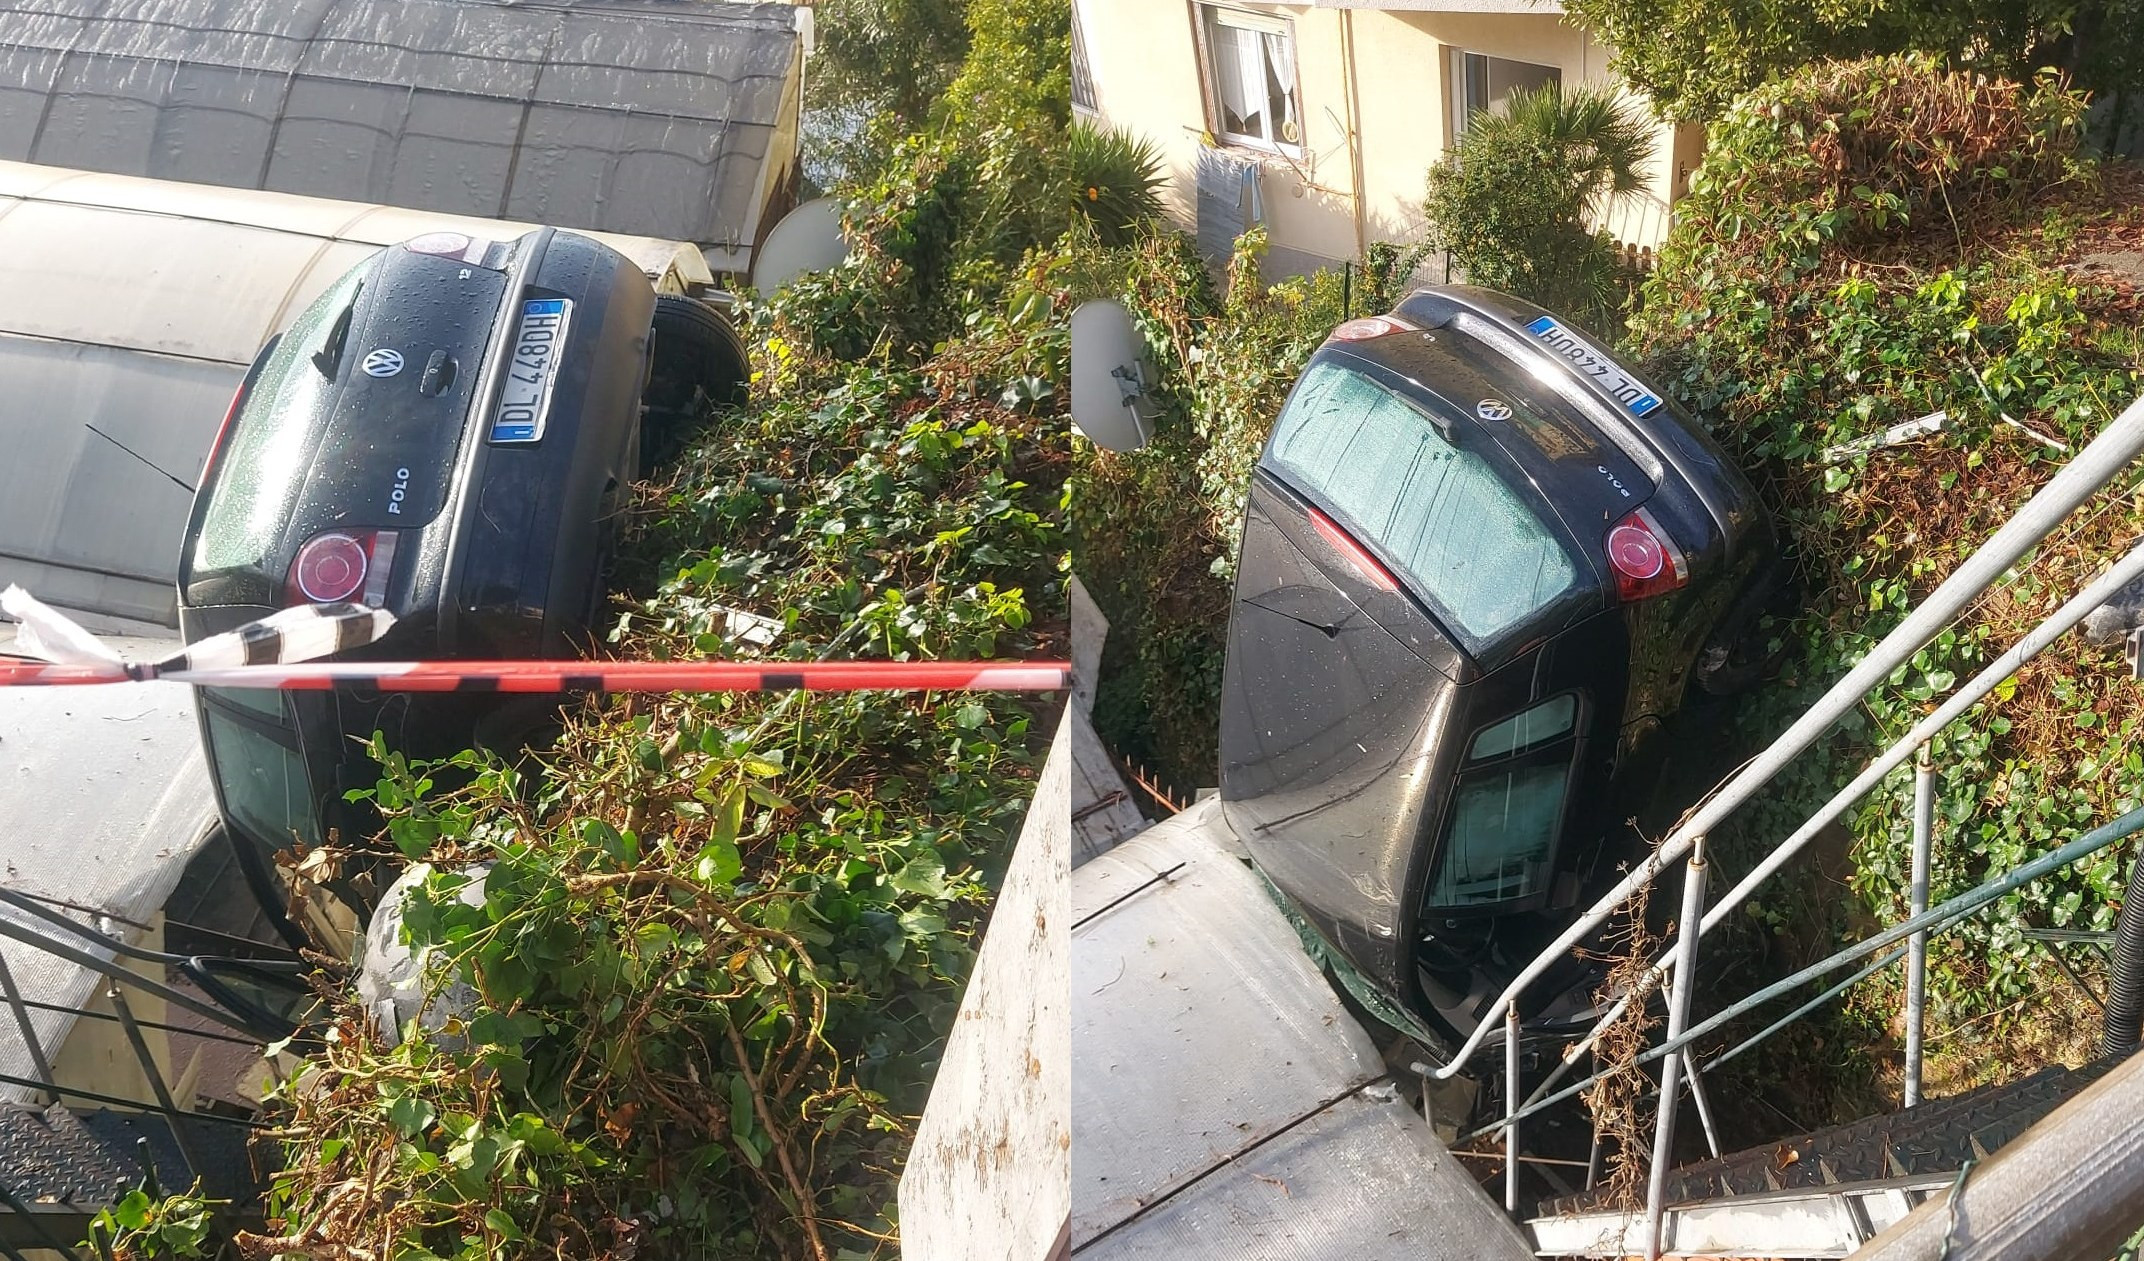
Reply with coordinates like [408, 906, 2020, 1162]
[643, 293, 749, 473]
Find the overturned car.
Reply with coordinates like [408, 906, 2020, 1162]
[1219, 286, 1782, 1045]
[177, 228, 745, 934]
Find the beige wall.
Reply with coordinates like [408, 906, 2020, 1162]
[47, 915, 181, 1110]
[1076, 0, 1688, 276]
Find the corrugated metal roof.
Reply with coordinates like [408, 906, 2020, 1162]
[1071, 802, 1534, 1260]
[0, 657, 216, 1103]
[0, 159, 714, 626]
[0, 0, 801, 251]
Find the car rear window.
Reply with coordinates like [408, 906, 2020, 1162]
[193, 264, 368, 574]
[1267, 359, 1579, 646]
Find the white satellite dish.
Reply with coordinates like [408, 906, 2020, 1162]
[751, 196, 849, 293]
[1070, 299, 1154, 451]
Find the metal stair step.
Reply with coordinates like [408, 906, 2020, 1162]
[1545, 1057, 2113, 1216]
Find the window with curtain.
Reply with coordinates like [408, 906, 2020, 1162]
[1199, 6, 1301, 150]
[1071, 2, 1096, 114]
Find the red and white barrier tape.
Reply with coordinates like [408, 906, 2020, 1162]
[0, 586, 1069, 693]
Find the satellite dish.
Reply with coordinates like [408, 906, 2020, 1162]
[751, 197, 848, 294]
[1070, 299, 1154, 451]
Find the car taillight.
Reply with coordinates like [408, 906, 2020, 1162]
[1309, 507, 1398, 593]
[202, 383, 247, 479]
[287, 531, 398, 607]
[1605, 507, 1688, 603]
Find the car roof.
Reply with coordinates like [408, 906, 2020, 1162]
[0, 634, 218, 1103]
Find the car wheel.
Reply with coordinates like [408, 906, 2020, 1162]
[642, 293, 749, 473]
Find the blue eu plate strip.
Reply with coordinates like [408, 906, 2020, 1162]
[1527, 314, 1662, 417]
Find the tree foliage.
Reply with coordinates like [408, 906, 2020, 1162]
[1624, 58, 2144, 1101]
[1562, 0, 2144, 124]
[936, 0, 1071, 135]
[802, 0, 973, 187]
[1421, 83, 1654, 334]
[1066, 121, 1167, 246]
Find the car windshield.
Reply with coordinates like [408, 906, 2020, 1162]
[192, 263, 369, 575]
[1266, 358, 1579, 647]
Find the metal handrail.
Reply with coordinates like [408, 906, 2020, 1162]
[1469, 803, 2144, 1145]
[1434, 389, 2144, 1080]
[1510, 526, 2144, 1123]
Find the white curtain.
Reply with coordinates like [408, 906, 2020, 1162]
[1262, 29, 1297, 144]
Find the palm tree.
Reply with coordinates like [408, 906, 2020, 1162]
[1424, 83, 1656, 333]
[1465, 83, 1656, 223]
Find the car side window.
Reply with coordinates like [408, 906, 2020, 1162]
[1426, 692, 1583, 909]
[1266, 360, 1579, 647]
[199, 696, 320, 851]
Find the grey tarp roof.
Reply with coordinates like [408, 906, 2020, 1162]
[0, 0, 800, 252]
[0, 645, 217, 1104]
[1071, 801, 1535, 1260]
[0, 159, 713, 627]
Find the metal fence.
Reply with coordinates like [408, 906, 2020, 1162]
[1425, 387, 2144, 1258]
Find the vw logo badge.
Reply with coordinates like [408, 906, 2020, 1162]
[1476, 398, 1513, 422]
[362, 348, 405, 378]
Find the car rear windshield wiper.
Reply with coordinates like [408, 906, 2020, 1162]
[312, 283, 363, 377]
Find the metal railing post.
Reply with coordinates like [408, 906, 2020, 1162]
[1682, 1050, 1723, 1159]
[1505, 999, 1520, 1213]
[1906, 746, 1935, 1108]
[1646, 840, 1708, 1261]
[105, 980, 203, 1183]
[0, 950, 55, 1094]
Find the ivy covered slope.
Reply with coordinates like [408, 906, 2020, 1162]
[1628, 56, 2144, 1089]
[252, 290, 1065, 1261]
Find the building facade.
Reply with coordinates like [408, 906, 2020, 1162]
[1073, 0, 1703, 277]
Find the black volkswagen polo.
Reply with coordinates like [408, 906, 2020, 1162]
[176, 228, 727, 935]
[1218, 286, 1778, 1043]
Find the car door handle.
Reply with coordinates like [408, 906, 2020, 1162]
[419, 350, 457, 397]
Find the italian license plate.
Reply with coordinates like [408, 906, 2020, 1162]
[1526, 314, 1662, 418]
[489, 297, 572, 443]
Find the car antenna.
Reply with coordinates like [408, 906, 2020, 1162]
[82, 422, 195, 494]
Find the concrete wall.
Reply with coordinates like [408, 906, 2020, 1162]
[898, 724, 1071, 1260]
[1076, 0, 1687, 277]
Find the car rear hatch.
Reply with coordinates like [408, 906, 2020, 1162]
[182, 242, 508, 611]
[1339, 326, 1661, 605]
[1395, 287, 1762, 557]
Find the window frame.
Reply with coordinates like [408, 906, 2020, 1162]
[1444, 47, 1563, 145]
[1072, 0, 1097, 116]
[1193, 3, 1304, 156]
